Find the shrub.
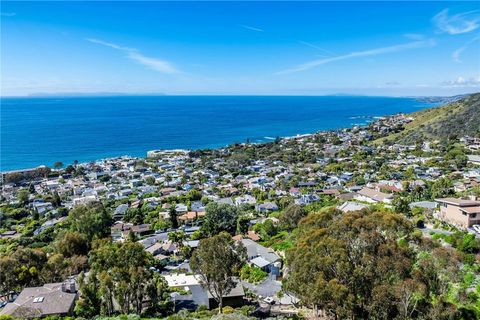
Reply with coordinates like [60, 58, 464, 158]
[222, 306, 235, 314]
[240, 264, 268, 284]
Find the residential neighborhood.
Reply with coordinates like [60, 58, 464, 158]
[1, 110, 480, 319]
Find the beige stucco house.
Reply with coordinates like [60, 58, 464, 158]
[435, 197, 480, 228]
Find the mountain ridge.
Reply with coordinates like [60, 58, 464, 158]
[377, 92, 480, 144]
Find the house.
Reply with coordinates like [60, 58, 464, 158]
[72, 195, 97, 206]
[435, 197, 480, 228]
[190, 201, 206, 212]
[235, 195, 257, 206]
[240, 239, 281, 278]
[32, 202, 54, 215]
[409, 201, 438, 211]
[145, 242, 164, 256]
[354, 187, 392, 204]
[178, 211, 206, 223]
[175, 203, 188, 213]
[113, 204, 128, 220]
[320, 189, 341, 196]
[337, 201, 368, 213]
[131, 223, 153, 237]
[0, 280, 78, 318]
[216, 197, 234, 206]
[467, 155, 480, 165]
[33, 217, 67, 236]
[294, 194, 320, 206]
[163, 274, 245, 310]
[246, 230, 261, 241]
[256, 202, 279, 213]
[0, 230, 19, 239]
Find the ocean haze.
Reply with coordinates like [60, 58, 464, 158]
[1, 95, 434, 171]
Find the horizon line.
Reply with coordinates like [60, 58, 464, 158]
[1, 92, 478, 99]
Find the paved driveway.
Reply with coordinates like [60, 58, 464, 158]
[240, 277, 282, 298]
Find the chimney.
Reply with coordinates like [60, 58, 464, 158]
[69, 281, 76, 293]
[61, 282, 66, 292]
[469, 195, 477, 201]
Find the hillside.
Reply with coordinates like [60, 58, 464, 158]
[377, 93, 480, 144]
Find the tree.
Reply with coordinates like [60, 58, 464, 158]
[279, 204, 306, 231]
[53, 161, 64, 169]
[65, 165, 75, 174]
[190, 232, 246, 313]
[169, 204, 178, 229]
[168, 231, 186, 254]
[187, 189, 202, 201]
[393, 194, 412, 216]
[75, 271, 101, 318]
[68, 202, 112, 244]
[52, 191, 62, 207]
[124, 207, 144, 225]
[236, 215, 250, 235]
[87, 239, 168, 315]
[0, 248, 47, 293]
[55, 231, 88, 257]
[201, 202, 239, 236]
[394, 279, 426, 320]
[431, 177, 453, 199]
[17, 189, 29, 206]
[286, 209, 415, 319]
[146, 176, 156, 185]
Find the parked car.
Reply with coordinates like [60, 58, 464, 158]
[472, 224, 480, 234]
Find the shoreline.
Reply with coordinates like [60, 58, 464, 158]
[1, 95, 446, 173]
[0, 114, 387, 174]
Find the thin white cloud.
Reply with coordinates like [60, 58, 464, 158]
[86, 38, 178, 74]
[276, 39, 436, 75]
[239, 24, 264, 32]
[441, 76, 480, 87]
[452, 35, 480, 63]
[1, 12, 16, 17]
[452, 47, 465, 63]
[298, 41, 336, 56]
[433, 9, 480, 35]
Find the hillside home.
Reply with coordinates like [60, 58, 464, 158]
[163, 274, 245, 310]
[435, 197, 480, 228]
[240, 239, 281, 278]
[354, 187, 392, 204]
[0, 280, 78, 318]
[337, 201, 368, 213]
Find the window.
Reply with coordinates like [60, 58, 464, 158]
[33, 297, 44, 303]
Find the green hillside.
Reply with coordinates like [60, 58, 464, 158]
[377, 93, 480, 144]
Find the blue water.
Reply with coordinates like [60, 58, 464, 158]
[1, 96, 433, 171]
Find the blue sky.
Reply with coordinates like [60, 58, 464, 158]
[1, 1, 479, 96]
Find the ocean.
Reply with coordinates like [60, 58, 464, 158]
[1, 95, 434, 171]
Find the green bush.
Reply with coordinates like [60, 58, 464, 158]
[240, 264, 268, 284]
[222, 306, 235, 314]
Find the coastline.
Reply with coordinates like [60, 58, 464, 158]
[1, 95, 438, 172]
[1, 112, 396, 174]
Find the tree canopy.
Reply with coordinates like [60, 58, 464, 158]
[201, 203, 239, 236]
[285, 208, 468, 320]
[68, 202, 112, 244]
[190, 232, 247, 313]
